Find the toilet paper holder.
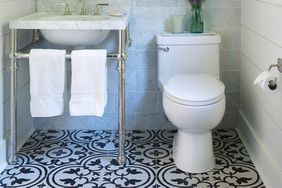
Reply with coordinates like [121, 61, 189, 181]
[268, 58, 282, 73]
[267, 58, 282, 89]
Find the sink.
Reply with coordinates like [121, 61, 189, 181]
[39, 15, 111, 46]
[9, 12, 130, 46]
[40, 29, 110, 46]
[40, 15, 110, 46]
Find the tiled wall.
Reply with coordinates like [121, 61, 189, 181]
[239, 0, 282, 187]
[0, 0, 35, 169]
[37, 0, 130, 13]
[34, 0, 241, 130]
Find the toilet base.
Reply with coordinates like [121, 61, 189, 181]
[173, 130, 215, 173]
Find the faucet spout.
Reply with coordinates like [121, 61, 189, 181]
[79, 0, 86, 15]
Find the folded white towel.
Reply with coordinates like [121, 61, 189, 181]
[29, 49, 66, 117]
[70, 50, 107, 117]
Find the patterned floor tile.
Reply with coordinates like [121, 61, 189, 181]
[0, 129, 265, 188]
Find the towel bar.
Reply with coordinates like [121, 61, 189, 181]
[11, 52, 123, 60]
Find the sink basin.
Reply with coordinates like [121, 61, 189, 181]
[40, 15, 110, 46]
[40, 29, 110, 46]
[9, 12, 130, 46]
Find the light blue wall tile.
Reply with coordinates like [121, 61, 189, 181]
[17, 85, 31, 121]
[107, 70, 118, 92]
[135, 92, 158, 113]
[221, 71, 240, 92]
[125, 71, 136, 91]
[225, 92, 240, 112]
[92, 113, 117, 130]
[125, 112, 137, 129]
[33, 117, 50, 130]
[221, 29, 241, 50]
[104, 92, 117, 113]
[126, 50, 157, 71]
[220, 50, 241, 71]
[136, 0, 179, 7]
[136, 70, 158, 91]
[125, 92, 136, 113]
[217, 112, 238, 129]
[136, 112, 174, 130]
[204, 8, 241, 29]
[48, 115, 93, 130]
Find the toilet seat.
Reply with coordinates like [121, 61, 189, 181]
[163, 74, 225, 106]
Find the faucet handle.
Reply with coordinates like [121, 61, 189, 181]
[79, 0, 87, 15]
[56, 3, 71, 15]
[93, 3, 109, 15]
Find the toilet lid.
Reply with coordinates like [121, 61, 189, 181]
[163, 74, 225, 106]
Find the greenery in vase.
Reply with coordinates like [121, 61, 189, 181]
[188, 0, 205, 33]
[188, 0, 204, 8]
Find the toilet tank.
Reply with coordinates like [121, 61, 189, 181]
[156, 33, 221, 88]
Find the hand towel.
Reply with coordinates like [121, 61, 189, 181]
[29, 49, 66, 117]
[70, 50, 107, 117]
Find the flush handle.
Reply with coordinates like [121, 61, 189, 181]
[158, 47, 169, 52]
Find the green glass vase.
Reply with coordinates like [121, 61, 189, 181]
[190, 7, 204, 33]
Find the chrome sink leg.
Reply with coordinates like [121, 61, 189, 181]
[8, 29, 18, 165]
[117, 29, 126, 165]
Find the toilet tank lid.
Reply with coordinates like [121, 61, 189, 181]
[156, 33, 221, 45]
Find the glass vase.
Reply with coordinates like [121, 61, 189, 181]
[190, 7, 204, 33]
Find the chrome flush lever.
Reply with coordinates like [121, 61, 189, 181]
[158, 47, 169, 52]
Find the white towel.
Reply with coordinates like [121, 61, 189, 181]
[70, 50, 107, 117]
[29, 49, 66, 117]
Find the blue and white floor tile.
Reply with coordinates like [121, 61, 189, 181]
[0, 129, 265, 188]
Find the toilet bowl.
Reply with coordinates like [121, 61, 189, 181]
[156, 33, 225, 173]
[163, 74, 225, 173]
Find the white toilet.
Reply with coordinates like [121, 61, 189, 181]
[157, 33, 226, 173]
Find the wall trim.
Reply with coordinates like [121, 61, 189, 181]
[237, 110, 282, 188]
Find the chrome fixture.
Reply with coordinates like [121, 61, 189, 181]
[268, 58, 282, 73]
[267, 58, 282, 90]
[56, 3, 71, 15]
[8, 27, 131, 165]
[158, 47, 170, 52]
[93, 3, 109, 15]
[126, 25, 132, 47]
[8, 29, 18, 165]
[79, 0, 87, 15]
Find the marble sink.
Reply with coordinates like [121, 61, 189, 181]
[9, 12, 130, 46]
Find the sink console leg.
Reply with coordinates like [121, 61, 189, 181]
[117, 29, 126, 165]
[8, 29, 18, 165]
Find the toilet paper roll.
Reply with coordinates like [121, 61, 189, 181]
[254, 71, 281, 93]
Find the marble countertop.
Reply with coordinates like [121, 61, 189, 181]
[9, 12, 130, 30]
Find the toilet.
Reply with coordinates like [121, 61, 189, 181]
[157, 33, 226, 173]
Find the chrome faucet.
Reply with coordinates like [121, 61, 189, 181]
[79, 0, 87, 15]
[56, 3, 71, 15]
[93, 3, 109, 15]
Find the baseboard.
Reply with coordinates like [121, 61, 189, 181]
[0, 140, 8, 172]
[237, 110, 282, 188]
